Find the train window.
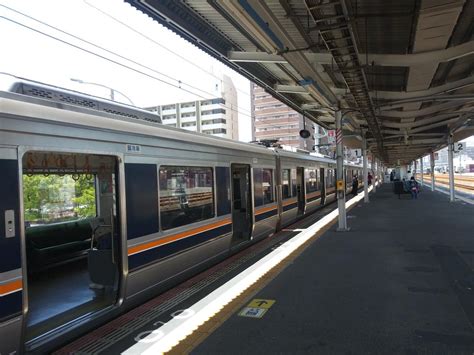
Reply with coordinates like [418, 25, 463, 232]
[305, 168, 319, 192]
[159, 166, 214, 230]
[262, 169, 274, 204]
[282, 169, 292, 199]
[326, 169, 335, 188]
[291, 169, 297, 196]
[254, 168, 274, 205]
[23, 174, 97, 226]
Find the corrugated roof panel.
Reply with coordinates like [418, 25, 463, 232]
[185, 0, 258, 51]
[347, 0, 418, 54]
[265, 1, 309, 49]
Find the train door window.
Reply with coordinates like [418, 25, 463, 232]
[159, 166, 214, 230]
[231, 164, 252, 244]
[282, 169, 292, 199]
[305, 168, 319, 193]
[22, 151, 120, 340]
[296, 167, 305, 214]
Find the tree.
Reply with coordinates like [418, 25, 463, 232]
[23, 174, 96, 224]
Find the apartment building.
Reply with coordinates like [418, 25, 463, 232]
[251, 83, 315, 150]
[146, 75, 239, 140]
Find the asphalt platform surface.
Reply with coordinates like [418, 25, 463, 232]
[193, 184, 474, 355]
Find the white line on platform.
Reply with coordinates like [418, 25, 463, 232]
[123, 186, 375, 355]
[434, 186, 474, 205]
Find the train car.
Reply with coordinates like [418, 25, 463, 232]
[0, 80, 362, 353]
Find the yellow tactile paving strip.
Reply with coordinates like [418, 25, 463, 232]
[168, 201, 360, 354]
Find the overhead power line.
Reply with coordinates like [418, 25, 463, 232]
[0, 5, 253, 119]
[83, 0, 252, 99]
[0, 3, 252, 115]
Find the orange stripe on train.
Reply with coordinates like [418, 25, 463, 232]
[0, 279, 22, 296]
[254, 205, 277, 215]
[128, 218, 231, 256]
[282, 198, 297, 207]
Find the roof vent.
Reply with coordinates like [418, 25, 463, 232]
[9, 81, 161, 124]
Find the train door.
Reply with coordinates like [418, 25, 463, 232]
[296, 167, 305, 215]
[231, 164, 252, 244]
[0, 149, 23, 354]
[320, 168, 326, 204]
[21, 151, 122, 343]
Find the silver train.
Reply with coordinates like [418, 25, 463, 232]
[0, 80, 363, 353]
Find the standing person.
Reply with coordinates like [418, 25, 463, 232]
[409, 176, 419, 199]
[351, 175, 359, 196]
[368, 172, 373, 186]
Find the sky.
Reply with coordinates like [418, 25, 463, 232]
[0, 0, 472, 152]
[0, 0, 253, 141]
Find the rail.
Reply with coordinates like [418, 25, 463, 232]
[417, 174, 474, 193]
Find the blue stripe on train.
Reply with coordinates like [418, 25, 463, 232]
[283, 202, 298, 212]
[255, 208, 278, 222]
[128, 223, 232, 270]
[307, 195, 321, 203]
[0, 291, 22, 321]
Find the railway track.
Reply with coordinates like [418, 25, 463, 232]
[418, 174, 474, 192]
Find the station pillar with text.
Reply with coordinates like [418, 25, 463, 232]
[336, 109, 348, 231]
[448, 135, 455, 202]
[420, 157, 424, 186]
[430, 152, 435, 192]
[362, 132, 369, 203]
[371, 155, 376, 193]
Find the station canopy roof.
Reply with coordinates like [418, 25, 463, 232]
[126, 0, 474, 165]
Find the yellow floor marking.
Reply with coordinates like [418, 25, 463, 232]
[168, 196, 364, 354]
[246, 299, 275, 309]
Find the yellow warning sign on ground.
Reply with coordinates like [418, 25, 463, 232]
[246, 299, 275, 309]
[238, 299, 276, 318]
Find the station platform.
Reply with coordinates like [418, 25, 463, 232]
[185, 184, 474, 354]
[55, 184, 474, 354]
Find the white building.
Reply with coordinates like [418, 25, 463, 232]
[145, 75, 239, 140]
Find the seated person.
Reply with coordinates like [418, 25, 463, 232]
[402, 178, 411, 192]
[409, 177, 419, 199]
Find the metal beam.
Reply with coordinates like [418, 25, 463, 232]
[382, 138, 444, 146]
[410, 118, 460, 133]
[274, 84, 310, 94]
[360, 40, 474, 66]
[379, 102, 473, 118]
[378, 94, 474, 110]
[227, 51, 287, 63]
[238, 0, 337, 107]
[380, 113, 465, 129]
[372, 76, 474, 100]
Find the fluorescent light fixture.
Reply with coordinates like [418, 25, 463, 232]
[228, 51, 287, 63]
[274, 84, 311, 95]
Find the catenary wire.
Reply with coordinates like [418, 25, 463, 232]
[83, 0, 252, 99]
[0, 7, 253, 119]
[0, 4, 253, 116]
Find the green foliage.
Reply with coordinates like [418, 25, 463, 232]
[23, 174, 96, 225]
[73, 176, 96, 217]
